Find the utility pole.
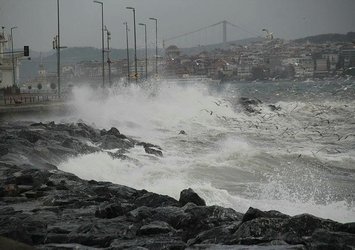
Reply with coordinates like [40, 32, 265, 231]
[94, 1, 105, 87]
[126, 7, 137, 83]
[124, 22, 130, 83]
[149, 17, 158, 76]
[139, 23, 147, 80]
[10, 26, 17, 87]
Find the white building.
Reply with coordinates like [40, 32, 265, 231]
[0, 28, 23, 89]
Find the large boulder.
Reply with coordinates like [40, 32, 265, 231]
[179, 188, 206, 206]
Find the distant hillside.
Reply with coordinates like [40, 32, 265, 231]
[19, 47, 158, 81]
[294, 32, 355, 44]
[178, 37, 264, 55]
[20, 37, 263, 81]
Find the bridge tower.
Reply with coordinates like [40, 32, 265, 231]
[222, 20, 227, 44]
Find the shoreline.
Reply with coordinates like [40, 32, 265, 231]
[0, 121, 354, 249]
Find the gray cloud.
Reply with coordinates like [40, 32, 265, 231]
[1, 0, 354, 52]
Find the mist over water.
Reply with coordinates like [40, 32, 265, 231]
[58, 79, 355, 223]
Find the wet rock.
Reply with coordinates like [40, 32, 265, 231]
[101, 135, 134, 150]
[0, 145, 9, 156]
[338, 222, 355, 234]
[135, 192, 180, 208]
[178, 205, 243, 241]
[232, 217, 286, 245]
[61, 138, 98, 154]
[103, 127, 126, 139]
[0, 236, 35, 250]
[18, 130, 44, 143]
[0, 122, 354, 249]
[179, 188, 206, 206]
[187, 224, 237, 245]
[137, 221, 175, 235]
[306, 229, 355, 249]
[109, 236, 186, 250]
[95, 203, 126, 219]
[269, 104, 281, 111]
[239, 97, 262, 114]
[282, 213, 341, 243]
[128, 206, 154, 222]
[144, 147, 163, 157]
[1, 184, 19, 197]
[242, 207, 290, 223]
[151, 206, 187, 228]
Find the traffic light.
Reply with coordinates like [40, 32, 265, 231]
[24, 46, 29, 56]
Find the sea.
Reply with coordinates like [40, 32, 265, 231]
[22, 78, 355, 222]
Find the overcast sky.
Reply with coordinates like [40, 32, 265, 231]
[1, 0, 355, 52]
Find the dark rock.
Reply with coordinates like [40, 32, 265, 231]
[282, 213, 341, 242]
[0, 122, 354, 249]
[187, 224, 237, 245]
[9, 169, 51, 188]
[179, 188, 206, 206]
[144, 147, 163, 157]
[232, 217, 286, 245]
[137, 221, 175, 235]
[179, 130, 187, 135]
[269, 104, 281, 111]
[239, 97, 262, 114]
[24, 191, 44, 199]
[107, 151, 129, 160]
[18, 130, 44, 143]
[128, 206, 154, 222]
[109, 236, 186, 249]
[242, 207, 290, 223]
[101, 135, 134, 150]
[306, 229, 355, 249]
[136, 142, 162, 150]
[0, 236, 35, 250]
[134, 192, 180, 208]
[95, 203, 126, 219]
[1, 184, 19, 197]
[338, 222, 355, 234]
[0, 145, 9, 156]
[178, 205, 243, 241]
[151, 206, 187, 228]
[107, 127, 126, 139]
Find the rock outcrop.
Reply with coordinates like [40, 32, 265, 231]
[0, 121, 354, 249]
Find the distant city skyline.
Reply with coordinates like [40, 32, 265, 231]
[1, 0, 355, 52]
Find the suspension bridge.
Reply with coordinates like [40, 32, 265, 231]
[163, 20, 262, 48]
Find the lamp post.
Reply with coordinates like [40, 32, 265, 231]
[126, 7, 137, 83]
[10, 26, 17, 87]
[138, 23, 147, 80]
[124, 22, 130, 83]
[104, 26, 112, 86]
[149, 17, 158, 76]
[94, 0, 105, 88]
[56, 0, 61, 97]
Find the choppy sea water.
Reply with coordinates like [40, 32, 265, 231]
[51, 79, 354, 222]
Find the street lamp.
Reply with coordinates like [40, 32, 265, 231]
[10, 26, 18, 86]
[149, 17, 158, 76]
[126, 7, 137, 83]
[56, 0, 61, 98]
[94, 0, 105, 88]
[104, 26, 112, 86]
[124, 22, 130, 83]
[139, 23, 147, 80]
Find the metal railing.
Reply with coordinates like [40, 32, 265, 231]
[2, 93, 60, 105]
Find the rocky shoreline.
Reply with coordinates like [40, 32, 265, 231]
[0, 121, 354, 249]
